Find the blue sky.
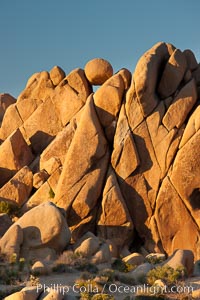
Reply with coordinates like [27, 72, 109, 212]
[0, 0, 200, 98]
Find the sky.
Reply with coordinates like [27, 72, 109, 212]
[0, 0, 200, 98]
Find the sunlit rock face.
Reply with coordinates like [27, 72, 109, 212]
[1, 43, 200, 261]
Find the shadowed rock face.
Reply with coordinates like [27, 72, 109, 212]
[1, 42, 200, 260]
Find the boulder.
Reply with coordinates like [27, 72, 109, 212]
[0, 213, 12, 237]
[183, 49, 198, 71]
[17, 71, 54, 103]
[0, 104, 23, 141]
[0, 129, 34, 187]
[0, 224, 23, 258]
[16, 97, 42, 122]
[94, 73, 124, 121]
[117, 68, 132, 90]
[0, 93, 16, 122]
[145, 253, 166, 263]
[47, 167, 62, 193]
[192, 63, 200, 86]
[33, 170, 49, 189]
[94, 70, 129, 141]
[192, 289, 200, 299]
[0, 166, 33, 207]
[4, 287, 40, 300]
[133, 42, 175, 116]
[1, 202, 71, 260]
[170, 129, 200, 228]
[65, 67, 92, 101]
[0, 98, 42, 140]
[123, 253, 144, 266]
[85, 58, 113, 85]
[97, 167, 133, 249]
[130, 262, 154, 284]
[91, 242, 111, 264]
[39, 290, 63, 300]
[54, 95, 109, 241]
[40, 122, 76, 173]
[31, 260, 52, 275]
[74, 236, 100, 258]
[21, 97, 63, 154]
[50, 65, 65, 86]
[162, 79, 197, 131]
[161, 249, 194, 276]
[21, 181, 56, 212]
[158, 49, 187, 99]
[23, 168, 61, 212]
[52, 68, 92, 126]
[155, 177, 200, 257]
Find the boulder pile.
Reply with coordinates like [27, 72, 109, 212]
[0, 42, 200, 264]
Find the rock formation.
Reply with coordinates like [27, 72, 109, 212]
[0, 42, 200, 262]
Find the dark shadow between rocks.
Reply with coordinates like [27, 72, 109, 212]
[30, 130, 55, 155]
[22, 225, 42, 248]
[0, 167, 16, 188]
[189, 188, 200, 210]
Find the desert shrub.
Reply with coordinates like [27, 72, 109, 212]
[146, 265, 186, 286]
[145, 256, 165, 265]
[0, 200, 19, 216]
[111, 258, 136, 273]
[28, 274, 40, 286]
[0, 253, 27, 285]
[49, 188, 55, 198]
[76, 278, 102, 299]
[92, 294, 114, 300]
[53, 250, 98, 273]
[98, 269, 115, 283]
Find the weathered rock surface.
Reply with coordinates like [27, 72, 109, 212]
[49, 65, 65, 86]
[33, 169, 49, 189]
[97, 167, 133, 249]
[133, 42, 174, 116]
[93, 70, 130, 140]
[40, 122, 76, 173]
[0, 93, 16, 122]
[160, 249, 194, 276]
[162, 78, 197, 130]
[130, 262, 154, 284]
[155, 177, 199, 257]
[0, 166, 33, 207]
[1, 42, 200, 265]
[0, 213, 12, 237]
[0, 224, 23, 258]
[4, 287, 40, 300]
[18, 71, 54, 103]
[0, 202, 71, 261]
[85, 58, 113, 85]
[21, 97, 63, 154]
[54, 95, 109, 241]
[158, 49, 187, 98]
[123, 252, 144, 266]
[52, 68, 92, 126]
[0, 129, 34, 187]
